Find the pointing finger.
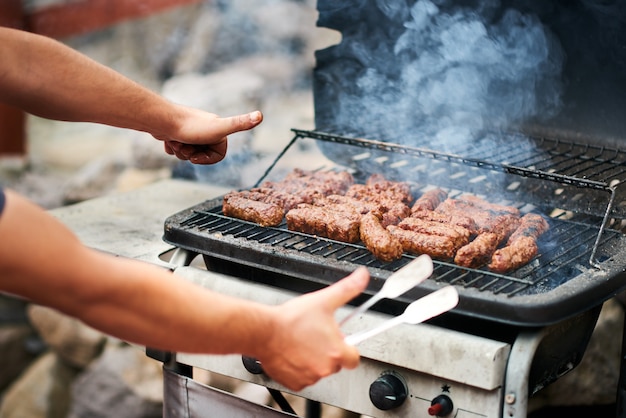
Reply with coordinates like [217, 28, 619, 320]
[217, 110, 263, 137]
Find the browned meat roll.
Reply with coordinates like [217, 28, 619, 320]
[411, 189, 448, 213]
[507, 213, 549, 245]
[222, 194, 284, 227]
[286, 204, 361, 243]
[360, 212, 404, 262]
[381, 203, 411, 227]
[410, 209, 477, 233]
[489, 236, 539, 273]
[397, 217, 470, 248]
[314, 194, 382, 215]
[388, 225, 461, 260]
[454, 232, 499, 268]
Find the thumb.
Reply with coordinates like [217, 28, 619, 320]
[216, 110, 263, 137]
[320, 267, 370, 310]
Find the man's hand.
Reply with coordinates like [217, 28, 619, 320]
[156, 107, 263, 165]
[0, 27, 264, 166]
[255, 267, 370, 391]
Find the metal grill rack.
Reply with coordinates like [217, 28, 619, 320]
[257, 129, 626, 266]
[174, 203, 620, 297]
[164, 205, 626, 327]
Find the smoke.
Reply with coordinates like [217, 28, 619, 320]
[322, 0, 565, 151]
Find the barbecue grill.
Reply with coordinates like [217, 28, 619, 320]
[154, 1, 626, 417]
[164, 129, 626, 327]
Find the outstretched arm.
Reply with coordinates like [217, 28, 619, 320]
[0, 189, 368, 391]
[0, 27, 262, 164]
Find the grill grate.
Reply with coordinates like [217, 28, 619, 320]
[176, 202, 621, 298]
[163, 194, 626, 325]
[292, 129, 626, 190]
[264, 129, 626, 266]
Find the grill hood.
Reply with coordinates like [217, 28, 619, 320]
[313, 0, 626, 146]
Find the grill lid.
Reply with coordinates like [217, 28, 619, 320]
[313, 1, 626, 147]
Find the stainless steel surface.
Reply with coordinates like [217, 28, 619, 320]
[173, 265, 510, 417]
[163, 367, 298, 418]
[50, 179, 229, 266]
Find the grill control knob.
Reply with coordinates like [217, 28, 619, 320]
[369, 372, 408, 410]
[242, 356, 264, 375]
[428, 394, 454, 416]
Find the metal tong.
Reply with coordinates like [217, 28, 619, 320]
[344, 286, 459, 345]
[340, 254, 459, 345]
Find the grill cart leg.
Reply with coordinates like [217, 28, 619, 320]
[305, 400, 321, 418]
[162, 359, 299, 418]
[617, 310, 626, 418]
[503, 308, 600, 418]
[168, 248, 198, 267]
[503, 329, 545, 418]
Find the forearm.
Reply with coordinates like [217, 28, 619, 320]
[75, 252, 278, 354]
[0, 189, 366, 390]
[0, 27, 180, 136]
[0, 189, 275, 355]
[0, 27, 264, 164]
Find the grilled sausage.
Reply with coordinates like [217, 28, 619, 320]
[364, 173, 413, 204]
[314, 194, 381, 215]
[454, 232, 499, 268]
[410, 209, 477, 233]
[437, 198, 521, 238]
[286, 204, 361, 243]
[222, 194, 285, 227]
[360, 212, 404, 262]
[457, 195, 521, 217]
[487, 214, 549, 272]
[411, 188, 448, 213]
[397, 217, 470, 247]
[388, 225, 461, 260]
[381, 202, 411, 227]
[507, 213, 549, 245]
[240, 188, 307, 211]
[346, 178, 413, 205]
[489, 236, 538, 273]
[262, 168, 354, 196]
